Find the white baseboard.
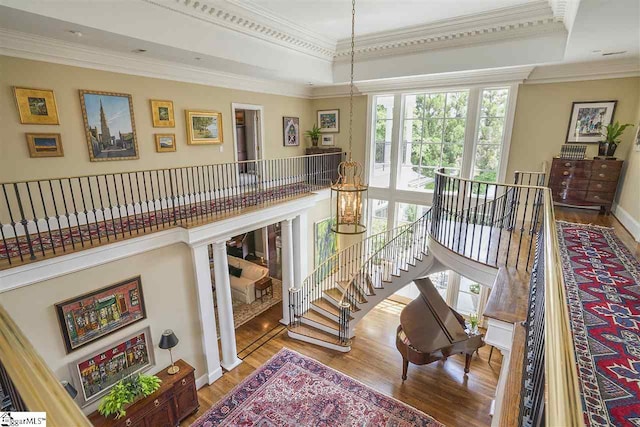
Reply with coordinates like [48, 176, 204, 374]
[195, 373, 209, 389]
[612, 203, 640, 243]
[208, 367, 223, 384]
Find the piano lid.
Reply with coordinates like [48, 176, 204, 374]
[399, 277, 470, 354]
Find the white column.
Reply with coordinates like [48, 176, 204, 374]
[280, 218, 294, 325]
[212, 240, 242, 371]
[190, 243, 222, 384]
[292, 213, 308, 290]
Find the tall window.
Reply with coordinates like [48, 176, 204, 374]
[473, 88, 509, 182]
[400, 91, 468, 191]
[373, 96, 394, 188]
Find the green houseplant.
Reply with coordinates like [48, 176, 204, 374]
[98, 373, 162, 419]
[305, 124, 322, 147]
[600, 121, 634, 157]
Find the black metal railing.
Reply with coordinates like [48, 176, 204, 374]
[430, 169, 546, 271]
[0, 152, 344, 267]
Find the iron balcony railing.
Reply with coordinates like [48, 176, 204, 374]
[0, 152, 343, 268]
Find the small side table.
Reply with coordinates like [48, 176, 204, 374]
[255, 276, 273, 302]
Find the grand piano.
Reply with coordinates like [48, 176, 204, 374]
[396, 277, 484, 380]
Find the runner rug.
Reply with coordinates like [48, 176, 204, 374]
[192, 348, 442, 426]
[557, 221, 640, 426]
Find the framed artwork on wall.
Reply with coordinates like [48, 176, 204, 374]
[283, 116, 300, 146]
[79, 90, 139, 161]
[69, 326, 154, 407]
[314, 217, 337, 268]
[185, 110, 223, 144]
[321, 134, 335, 146]
[155, 133, 176, 152]
[318, 109, 340, 133]
[634, 123, 640, 152]
[566, 100, 617, 143]
[13, 87, 60, 125]
[25, 133, 64, 157]
[55, 276, 146, 353]
[150, 99, 175, 128]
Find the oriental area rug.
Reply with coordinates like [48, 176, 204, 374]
[557, 221, 640, 426]
[192, 348, 443, 426]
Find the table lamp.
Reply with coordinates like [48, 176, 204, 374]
[159, 329, 180, 375]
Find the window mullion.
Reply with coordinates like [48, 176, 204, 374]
[461, 87, 480, 179]
[389, 94, 403, 191]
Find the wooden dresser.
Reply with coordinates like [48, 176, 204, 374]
[89, 359, 198, 427]
[549, 158, 623, 214]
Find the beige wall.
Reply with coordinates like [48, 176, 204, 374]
[615, 103, 640, 237]
[0, 56, 314, 182]
[0, 243, 204, 415]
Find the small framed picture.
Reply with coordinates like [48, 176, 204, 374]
[318, 109, 339, 133]
[25, 133, 64, 157]
[150, 99, 175, 127]
[155, 133, 176, 152]
[321, 134, 335, 146]
[185, 110, 223, 145]
[283, 116, 300, 146]
[634, 123, 640, 152]
[566, 100, 617, 143]
[13, 87, 60, 125]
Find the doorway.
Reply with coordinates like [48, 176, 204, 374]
[232, 104, 264, 173]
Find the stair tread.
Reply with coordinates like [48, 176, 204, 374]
[302, 310, 339, 330]
[289, 324, 348, 346]
[311, 299, 354, 320]
[324, 288, 361, 311]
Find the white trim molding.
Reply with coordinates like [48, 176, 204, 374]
[525, 57, 640, 84]
[612, 203, 640, 243]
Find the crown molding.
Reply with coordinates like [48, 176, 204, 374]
[0, 28, 313, 98]
[334, 1, 565, 61]
[143, 0, 335, 61]
[310, 66, 535, 98]
[525, 58, 640, 83]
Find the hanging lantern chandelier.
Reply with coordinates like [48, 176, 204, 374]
[331, 0, 368, 235]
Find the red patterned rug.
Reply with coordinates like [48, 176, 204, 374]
[557, 221, 640, 426]
[192, 348, 442, 426]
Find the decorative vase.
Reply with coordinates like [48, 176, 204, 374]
[598, 141, 609, 156]
[606, 142, 618, 157]
[312, 137, 319, 147]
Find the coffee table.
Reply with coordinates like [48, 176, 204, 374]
[254, 276, 273, 302]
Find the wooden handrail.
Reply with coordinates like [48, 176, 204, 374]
[0, 304, 91, 426]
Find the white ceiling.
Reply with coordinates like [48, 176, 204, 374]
[243, 0, 539, 40]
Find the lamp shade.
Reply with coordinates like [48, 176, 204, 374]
[61, 380, 77, 399]
[159, 329, 179, 349]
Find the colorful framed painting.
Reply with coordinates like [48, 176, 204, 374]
[566, 100, 617, 143]
[69, 326, 154, 407]
[185, 110, 223, 145]
[283, 116, 300, 146]
[634, 122, 640, 152]
[155, 133, 176, 152]
[13, 87, 60, 125]
[25, 133, 64, 157]
[321, 134, 335, 146]
[318, 109, 339, 133]
[150, 99, 175, 128]
[55, 276, 146, 353]
[79, 90, 139, 161]
[314, 218, 337, 268]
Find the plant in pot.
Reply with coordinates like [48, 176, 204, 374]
[599, 121, 634, 158]
[98, 373, 162, 419]
[305, 124, 322, 147]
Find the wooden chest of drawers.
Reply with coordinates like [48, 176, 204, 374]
[89, 359, 198, 427]
[549, 158, 623, 214]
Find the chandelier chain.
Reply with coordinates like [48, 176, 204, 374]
[349, 0, 355, 160]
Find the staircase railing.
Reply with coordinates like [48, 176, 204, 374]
[430, 169, 545, 271]
[0, 152, 343, 267]
[336, 209, 431, 344]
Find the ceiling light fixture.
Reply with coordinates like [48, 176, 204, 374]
[331, 0, 368, 235]
[68, 30, 83, 37]
[602, 50, 627, 56]
[132, 49, 147, 53]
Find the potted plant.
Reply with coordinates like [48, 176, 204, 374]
[98, 373, 162, 419]
[599, 121, 634, 158]
[305, 124, 322, 147]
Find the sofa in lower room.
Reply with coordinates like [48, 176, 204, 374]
[227, 255, 270, 304]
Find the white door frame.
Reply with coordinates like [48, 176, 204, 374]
[231, 103, 265, 163]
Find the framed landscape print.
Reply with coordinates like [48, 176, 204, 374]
[13, 87, 59, 125]
[25, 133, 64, 157]
[185, 110, 223, 144]
[318, 109, 339, 133]
[55, 276, 146, 353]
[566, 100, 617, 143]
[155, 133, 176, 152]
[314, 218, 337, 268]
[80, 90, 139, 161]
[283, 116, 300, 146]
[150, 99, 175, 127]
[69, 326, 154, 407]
[321, 134, 335, 146]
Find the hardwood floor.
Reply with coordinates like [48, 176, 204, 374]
[182, 300, 502, 427]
